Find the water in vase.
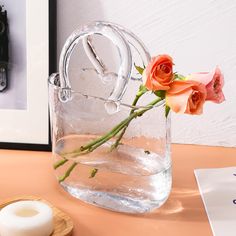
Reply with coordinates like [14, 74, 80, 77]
[53, 134, 172, 214]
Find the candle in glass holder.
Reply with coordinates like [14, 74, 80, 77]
[0, 200, 53, 236]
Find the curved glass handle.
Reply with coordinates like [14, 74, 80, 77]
[82, 36, 107, 76]
[58, 21, 132, 104]
[82, 21, 151, 81]
[111, 22, 151, 66]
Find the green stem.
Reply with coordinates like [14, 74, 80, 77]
[70, 97, 161, 157]
[90, 168, 98, 178]
[58, 162, 77, 183]
[57, 96, 163, 182]
[110, 90, 146, 150]
[54, 114, 137, 172]
[80, 115, 134, 151]
[54, 158, 68, 169]
[68, 112, 138, 157]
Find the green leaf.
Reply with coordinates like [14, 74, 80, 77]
[136, 85, 148, 97]
[165, 105, 170, 118]
[174, 73, 186, 80]
[134, 64, 144, 75]
[138, 84, 148, 93]
[89, 168, 98, 178]
[154, 90, 166, 99]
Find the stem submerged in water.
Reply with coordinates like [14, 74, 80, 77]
[54, 159, 68, 169]
[55, 96, 163, 182]
[110, 88, 147, 150]
[58, 162, 77, 183]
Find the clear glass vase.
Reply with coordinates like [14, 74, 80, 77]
[49, 21, 172, 214]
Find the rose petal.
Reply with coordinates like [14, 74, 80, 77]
[167, 88, 193, 113]
[188, 71, 214, 85]
[187, 66, 225, 104]
[167, 80, 206, 115]
[167, 80, 201, 94]
[143, 54, 173, 91]
[142, 69, 147, 85]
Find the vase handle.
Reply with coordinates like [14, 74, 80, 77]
[83, 21, 151, 75]
[58, 21, 132, 109]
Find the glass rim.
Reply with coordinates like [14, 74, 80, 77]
[48, 74, 166, 110]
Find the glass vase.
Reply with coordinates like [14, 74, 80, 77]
[49, 21, 172, 214]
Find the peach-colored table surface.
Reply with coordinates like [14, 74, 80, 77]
[0, 145, 235, 236]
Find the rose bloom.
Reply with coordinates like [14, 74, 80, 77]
[188, 66, 225, 103]
[142, 54, 173, 91]
[166, 80, 207, 115]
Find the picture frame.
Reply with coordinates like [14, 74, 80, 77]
[0, 0, 56, 151]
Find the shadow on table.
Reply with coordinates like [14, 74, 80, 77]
[134, 187, 208, 222]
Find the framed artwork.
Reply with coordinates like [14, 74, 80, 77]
[0, 0, 56, 150]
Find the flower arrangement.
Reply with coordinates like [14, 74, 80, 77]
[54, 54, 225, 182]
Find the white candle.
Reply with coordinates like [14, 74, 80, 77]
[0, 200, 53, 236]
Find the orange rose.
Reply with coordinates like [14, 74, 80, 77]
[166, 80, 207, 115]
[142, 55, 173, 91]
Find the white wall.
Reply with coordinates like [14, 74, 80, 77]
[57, 0, 236, 147]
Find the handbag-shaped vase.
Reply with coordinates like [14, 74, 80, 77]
[49, 21, 171, 213]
